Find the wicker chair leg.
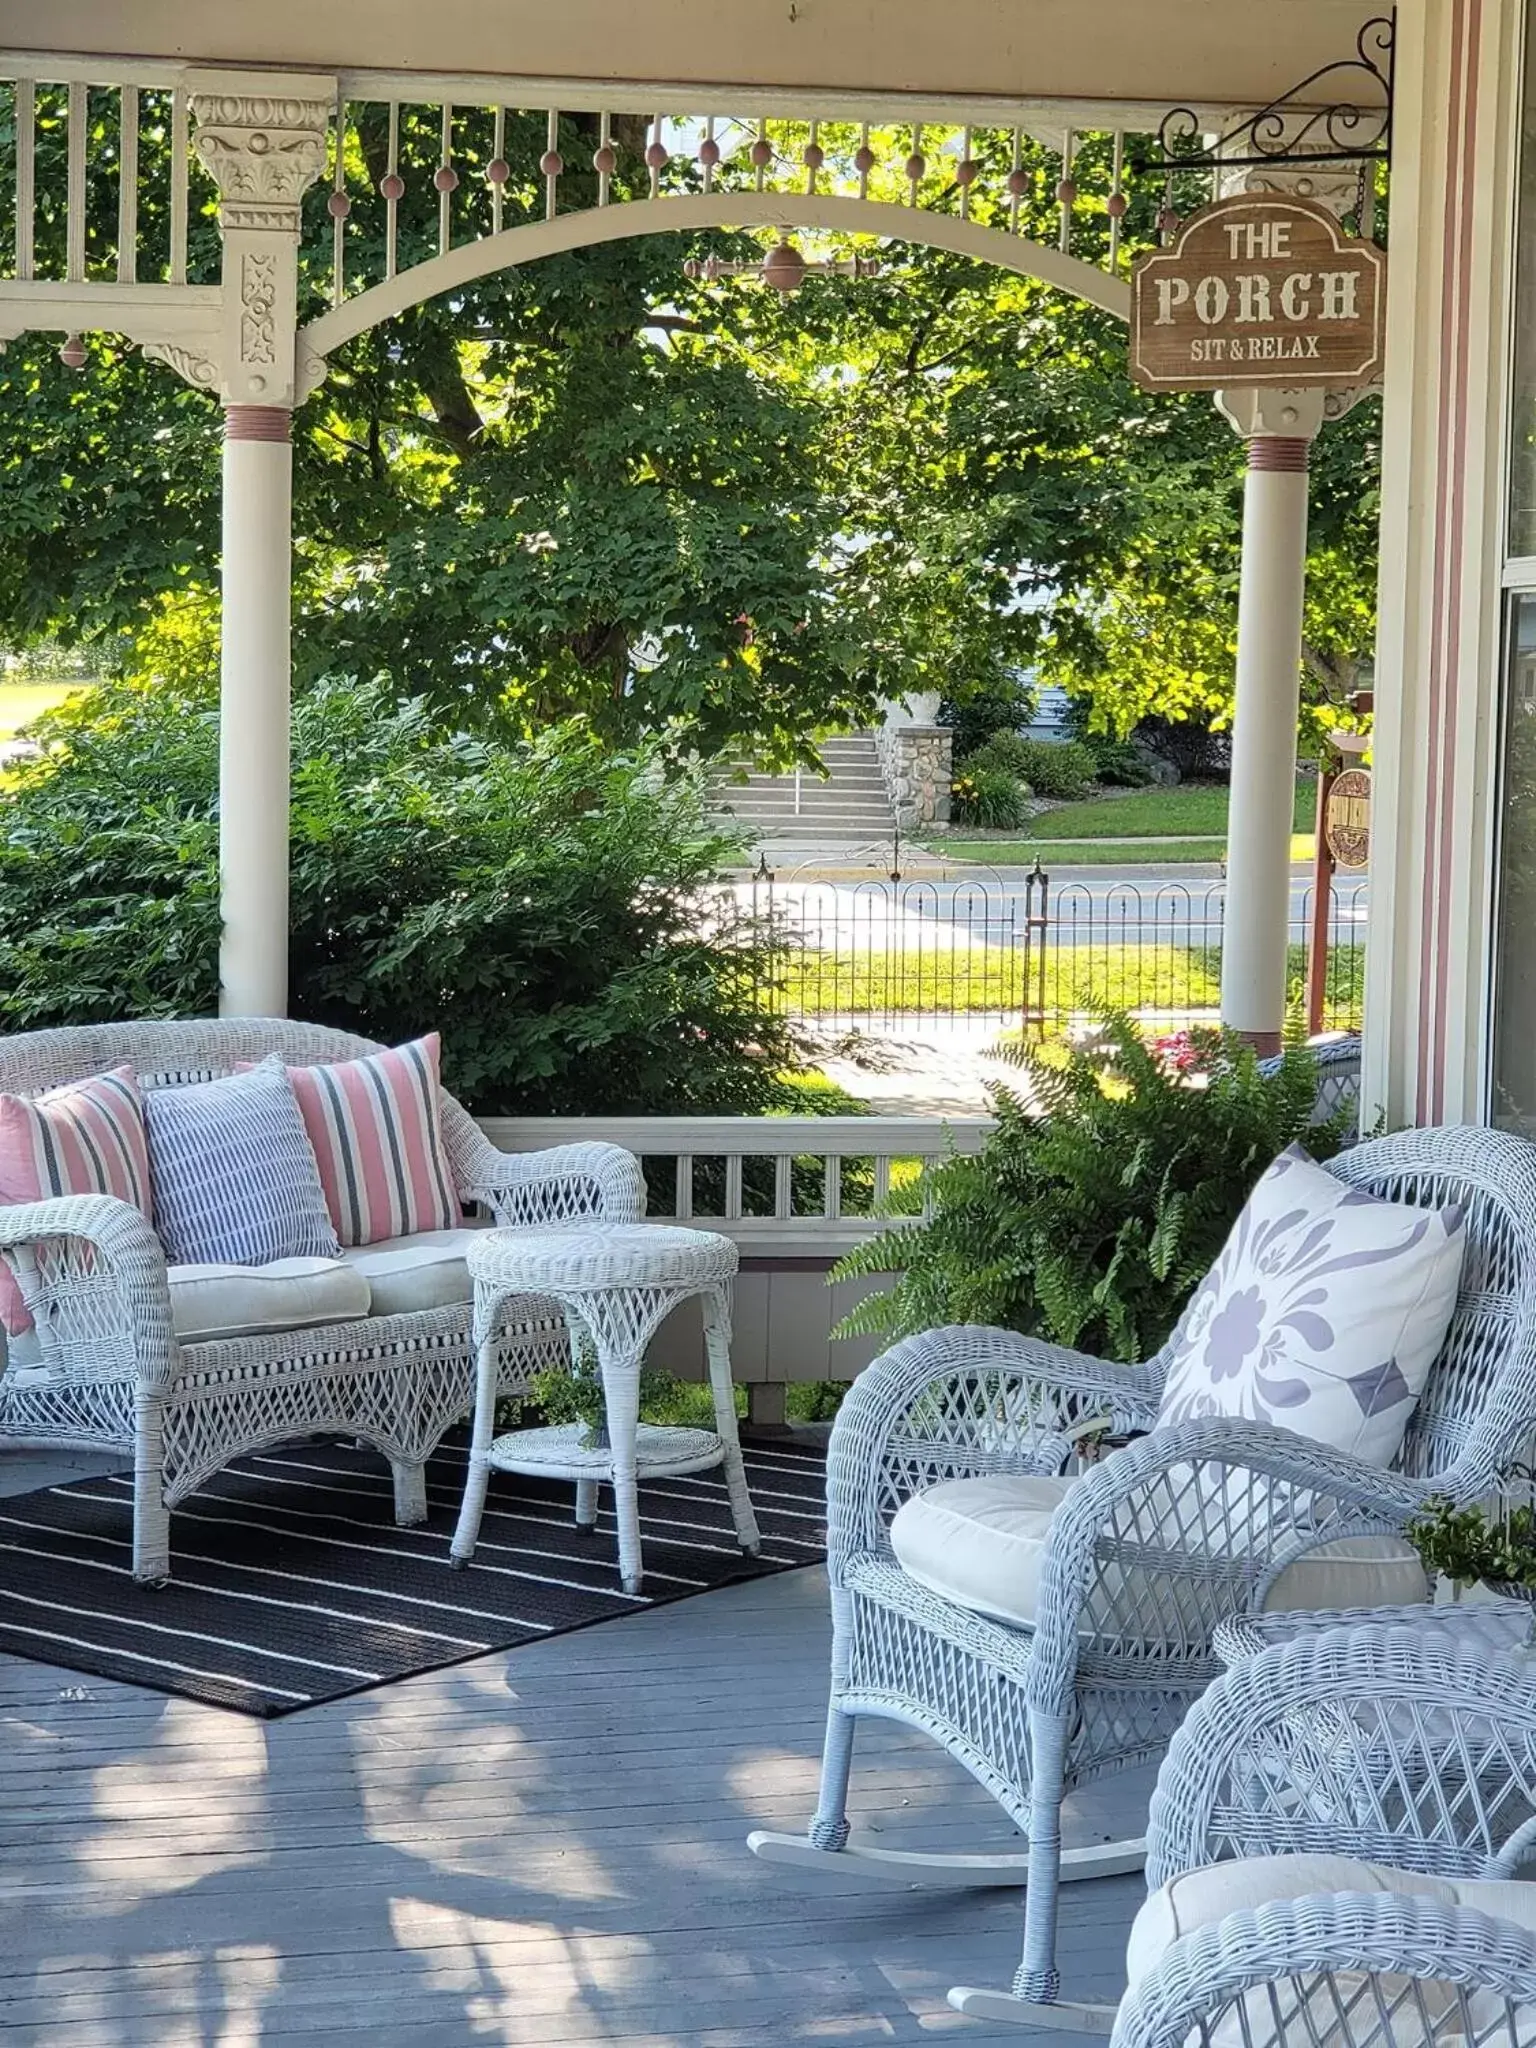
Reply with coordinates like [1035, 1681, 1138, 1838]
[132, 1387, 172, 1585]
[574, 1479, 600, 1529]
[1015, 1706, 1070, 2005]
[809, 1702, 858, 1852]
[391, 1457, 428, 1527]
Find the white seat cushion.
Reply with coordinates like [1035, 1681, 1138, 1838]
[338, 1228, 480, 1318]
[167, 1257, 371, 1343]
[1128, 1854, 1536, 2047]
[889, 1472, 1426, 1634]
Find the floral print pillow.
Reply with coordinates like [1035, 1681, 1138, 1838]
[1157, 1146, 1466, 1468]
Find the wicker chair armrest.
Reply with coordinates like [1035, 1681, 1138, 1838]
[1146, 1626, 1536, 1888]
[1027, 1420, 1427, 1712]
[1109, 1893, 1536, 2048]
[826, 1324, 1161, 1573]
[450, 1133, 646, 1229]
[0, 1192, 175, 1389]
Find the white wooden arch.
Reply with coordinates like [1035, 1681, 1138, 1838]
[299, 189, 1129, 384]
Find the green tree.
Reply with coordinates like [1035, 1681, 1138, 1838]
[1042, 396, 1380, 752]
[0, 662, 800, 1116]
[0, 103, 1381, 757]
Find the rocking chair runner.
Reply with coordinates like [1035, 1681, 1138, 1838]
[1113, 1625, 1536, 2048]
[749, 1125, 1536, 2029]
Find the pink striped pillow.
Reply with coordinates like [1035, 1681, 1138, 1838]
[271, 1035, 461, 1248]
[0, 1066, 153, 1336]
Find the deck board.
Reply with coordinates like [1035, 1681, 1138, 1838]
[0, 1450, 1146, 2046]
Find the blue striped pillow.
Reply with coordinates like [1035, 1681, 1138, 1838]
[144, 1059, 342, 1269]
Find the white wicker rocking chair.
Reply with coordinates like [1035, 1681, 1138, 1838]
[749, 1125, 1536, 2029]
[1113, 1624, 1536, 2048]
[0, 1018, 643, 1582]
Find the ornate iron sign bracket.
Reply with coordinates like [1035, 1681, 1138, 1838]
[1132, 14, 1394, 174]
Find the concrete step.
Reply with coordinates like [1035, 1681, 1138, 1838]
[724, 780, 890, 798]
[719, 803, 897, 823]
[722, 782, 892, 801]
[720, 779, 893, 793]
[712, 730, 900, 843]
[727, 821, 902, 840]
[722, 769, 889, 790]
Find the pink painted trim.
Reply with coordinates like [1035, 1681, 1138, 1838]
[1247, 437, 1310, 474]
[1417, 0, 1481, 1124]
[1431, 0, 1483, 1123]
[224, 405, 292, 443]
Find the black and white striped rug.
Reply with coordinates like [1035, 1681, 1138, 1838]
[0, 1434, 827, 1717]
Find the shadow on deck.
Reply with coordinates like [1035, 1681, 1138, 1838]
[0, 1449, 1146, 2046]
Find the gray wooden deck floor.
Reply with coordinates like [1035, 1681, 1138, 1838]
[0, 1450, 1146, 2047]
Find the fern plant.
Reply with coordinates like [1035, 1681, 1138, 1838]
[832, 1014, 1353, 1363]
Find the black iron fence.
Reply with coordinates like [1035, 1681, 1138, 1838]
[717, 864, 1367, 1037]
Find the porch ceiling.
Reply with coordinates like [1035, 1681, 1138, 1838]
[0, 0, 1383, 119]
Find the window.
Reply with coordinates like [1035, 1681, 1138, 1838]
[1491, 596, 1536, 1125]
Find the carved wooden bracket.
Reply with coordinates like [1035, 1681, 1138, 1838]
[187, 72, 334, 408]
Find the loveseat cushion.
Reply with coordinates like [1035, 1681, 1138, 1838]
[144, 1059, 341, 1267]
[0, 1065, 153, 1336]
[271, 1034, 461, 1248]
[888, 1471, 1427, 1634]
[167, 1257, 371, 1343]
[337, 1228, 479, 1317]
[1127, 1853, 1536, 2047]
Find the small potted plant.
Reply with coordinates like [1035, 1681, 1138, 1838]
[1406, 1496, 1536, 1600]
[530, 1354, 681, 1448]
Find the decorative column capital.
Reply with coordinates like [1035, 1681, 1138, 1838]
[187, 72, 333, 410]
[1210, 113, 1363, 225]
[188, 75, 333, 234]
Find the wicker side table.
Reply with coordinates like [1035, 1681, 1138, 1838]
[450, 1224, 762, 1593]
[1214, 1597, 1535, 1669]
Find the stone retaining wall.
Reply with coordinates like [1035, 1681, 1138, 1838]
[875, 723, 952, 829]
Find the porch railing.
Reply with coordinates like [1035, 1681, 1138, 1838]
[483, 1112, 992, 1415]
[482, 1113, 991, 1256]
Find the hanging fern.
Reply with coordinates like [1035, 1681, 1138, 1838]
[833, 1014, 1355, 1364]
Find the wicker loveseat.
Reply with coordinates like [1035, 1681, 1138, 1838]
[0, 1019, 644, 1582]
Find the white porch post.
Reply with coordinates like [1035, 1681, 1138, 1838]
[1215, 388, 1325, 1053]
[219, 405, 295, 1016]
[190, 77, 331, 1017]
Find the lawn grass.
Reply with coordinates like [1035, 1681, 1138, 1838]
[1012, 776, 1316, 841]
[928, 831, 1318, 867]
[774, 939, 1363, 1028]
[0, 681, 80, 736]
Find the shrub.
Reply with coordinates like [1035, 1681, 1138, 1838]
[950, 766, 1032, 829]
[0, 670, 804, 1116]
[1080, 732, 1157, 787]
[938, 675, 1035, 760]
[833, 1015, 1350, 1363]
[1137, 715, 1231, 782]
[966, 733, 1096, 802]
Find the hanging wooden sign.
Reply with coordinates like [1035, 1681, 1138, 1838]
[1325, 766, 1372, 870]
[1130, 195, 1386, 394]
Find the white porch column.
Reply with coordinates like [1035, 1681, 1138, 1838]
[1216, 389, 1325, 1053]
[189, 76, 331, 1017]
[219, 405, 294, 1016]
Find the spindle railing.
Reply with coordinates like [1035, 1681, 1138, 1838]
[0, 53, 1234, 355]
